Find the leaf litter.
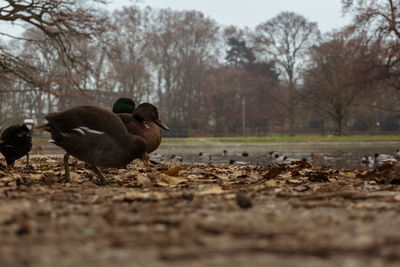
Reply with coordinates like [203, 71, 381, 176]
[1, 156, 400, 266]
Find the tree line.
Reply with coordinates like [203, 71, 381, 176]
[0, 0, 399, 136]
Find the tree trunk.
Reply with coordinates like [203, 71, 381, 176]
[335, 113, 343, 136]
[288, 79, 295, 136]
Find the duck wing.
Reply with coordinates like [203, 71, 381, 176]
[46, 106, 128, 137]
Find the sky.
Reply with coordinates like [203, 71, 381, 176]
[0, 0, 351, 40]
[114, 0, 351, 33]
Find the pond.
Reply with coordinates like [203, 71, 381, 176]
[156, 141, 400, 169]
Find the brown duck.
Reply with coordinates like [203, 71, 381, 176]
[40, 106, 148, 183]
[113, 101, 169, 153]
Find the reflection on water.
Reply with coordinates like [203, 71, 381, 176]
[157, 141, 400, 169]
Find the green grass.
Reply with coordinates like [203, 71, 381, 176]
[163, 134, 400, 143]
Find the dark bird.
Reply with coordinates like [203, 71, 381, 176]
[112, 98, 136, 114]
[115, 102, 169, 153]
[0, 124, 32, 168]
[40, 106, 148, 183]
[169, 155, 183, 162]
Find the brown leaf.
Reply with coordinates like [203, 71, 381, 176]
[263, 166, 283, 179]
[163, 166, 180, 176]
[160, 174, 187, 185]
[136, 174, 152, 187]
[197, 185, 226, 196]
[114, 191, 168, 202]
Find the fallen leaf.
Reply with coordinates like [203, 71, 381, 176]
[29, 173, 43, 180]
[136, 174, 152, 187]
[163, 166, 180, 176]
[197, 185, 226, 196]
[160, 174, 187, 185]
[114, 191, 168, 202]
[263, 166, 282, 179]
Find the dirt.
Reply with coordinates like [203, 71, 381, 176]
[1, 156, 400, 267]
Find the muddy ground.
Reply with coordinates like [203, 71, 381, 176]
[1, 155, 400, 267]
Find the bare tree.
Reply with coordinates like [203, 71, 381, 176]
[148, 9, 220, 136]
[106, 6, 153, 103]
[342, 0, 400, 79]
[303, 33, 379, 135]
[0, 0, 106, 89]
[254, 12, 320, 136]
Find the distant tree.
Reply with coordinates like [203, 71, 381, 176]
[342, 0, 400, 80]
[303, 33, 379, 136]
[225, 37, 255, 66]
[107, 6, 153, 103]
[254, 12, 320, 136]
[148, 9, 220, 136]
[0, 0, 106, 89]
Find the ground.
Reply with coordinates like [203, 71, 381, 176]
[1, 155, 400, 267]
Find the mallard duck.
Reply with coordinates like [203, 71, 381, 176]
[116, 103, 169, 153]
[374, 153, 397, 165]
[282, 156, 306, 164]
[198, 152, 212, 160]
[112, 98, 136, 114]
[40, 106, 148, 183]
[396, 149, 400, 160]
[268, 152, 281, 163]
[0, 124, 32, 168]
[229, 159, 247, 165]
[361, 155, 374, 170]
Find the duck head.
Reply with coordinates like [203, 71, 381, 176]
[113, 98, 136, 114]
[133, 103, 170, 131]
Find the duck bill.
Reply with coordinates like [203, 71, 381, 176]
[155, 119, 170, 131]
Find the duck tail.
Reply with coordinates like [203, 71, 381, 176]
[37, 123, 52, 133]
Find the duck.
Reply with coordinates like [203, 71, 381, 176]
[268, 151, 280, 160]
[112, 98, 136, 114]
[115, 102, 169, 153]
[282, 156, 306, 164]
[374, 153, 397, 165]
[396, 149, 400, 160]
[268, 152, 281, 164]
[229, 159, 248, 165]
[361, 155, 374, 170]
[198, 152, 212, 160]
[274, 155, 287, 164]
[169, 154, 183, 162]
[0, 124, 32, 168]
[39, 106, 148, 183]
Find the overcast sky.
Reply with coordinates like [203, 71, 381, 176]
[114, 0, 351, 33]
[0, 0, 351, 39]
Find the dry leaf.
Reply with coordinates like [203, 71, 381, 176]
[160, 174, 187, 185]
[29, 173, 43, 180]
[136, 174, 152, 187]
[163, 166, 180, 176]
[263, 166, 282, 179]
[394, 194, 400, 201]
[114, 191, 168, 202]
[197, 185, 226, 196]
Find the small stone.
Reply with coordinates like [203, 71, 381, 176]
[182, 191, 194, 201]
[236, 192, 253, 209]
